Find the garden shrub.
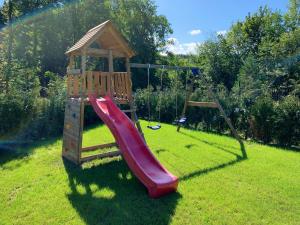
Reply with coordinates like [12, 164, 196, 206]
[0, 67, 40, 137]
[18, 72, 66, 140]
[274, 95, 300, 146]
[134, 87, 185, 124]
[250, 95, 276, 143]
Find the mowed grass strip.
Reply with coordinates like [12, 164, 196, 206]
[0, 121, 299, 225]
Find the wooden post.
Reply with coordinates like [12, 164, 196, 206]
[68, 55, 75, 71]
[81, 51, 87, 97]
[177, 77, 194, 132]
[108, 49, 113, 97]
[79, 50, 87, 161]
[126, 57, 145, 140]
[125, 58, 133, 101]
[67, 55, 75, 97]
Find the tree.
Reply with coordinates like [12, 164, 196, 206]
[106, 0, 172, 88]
[196, 36, 241, 90]
[285, 0, 300, 31]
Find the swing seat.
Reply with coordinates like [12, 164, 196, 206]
[178, 117, 187, 123]
[174, 117, 187, 124]
[147, 124, 161, 130]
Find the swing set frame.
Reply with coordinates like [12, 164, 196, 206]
[130, 63, 243, 144]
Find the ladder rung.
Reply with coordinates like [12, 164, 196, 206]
[187, 101, 218, 108]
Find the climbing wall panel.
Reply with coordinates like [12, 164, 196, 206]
[62, 98, 84, 164]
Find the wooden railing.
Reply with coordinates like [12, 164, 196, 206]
[67, 71, 132, 103]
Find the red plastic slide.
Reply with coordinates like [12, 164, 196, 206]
[89, 95, 178, 198]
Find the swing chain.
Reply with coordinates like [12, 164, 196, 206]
[175, 67, 179, 120]
[147, 64, 151, 124]
[158, 65, 164, 122]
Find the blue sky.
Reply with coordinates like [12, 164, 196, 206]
[155, 0, 289, 54]
[0, 0, 290, 54]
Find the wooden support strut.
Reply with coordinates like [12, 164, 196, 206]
[187, 101, 218, 108]
[207, 87, 243, 144]
[81, 142, 117, 152]
[122, 108, 136, 113]
[80, 150, 121, 163]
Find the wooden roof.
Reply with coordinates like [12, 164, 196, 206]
[66, 20, 135, 58]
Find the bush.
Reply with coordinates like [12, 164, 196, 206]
[0, 67, 40, 137]
[274, 95, 300, 146]
[134, 87, 185, 124]
[250, 95, 275, 143]
[18, 72, 66, 140]
[0, 93, 28, 135]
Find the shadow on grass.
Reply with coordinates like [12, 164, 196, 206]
[179, 131, 247, 158]
[0, 138, 58, 169]
[184, 144, 197, 149]
[64, 159, 181, 225]
[178, 131, 247, 181]
[0, 121, 114, 169]
[264, 142, 300, 153]
[0, 121, 104, 168]
[155, 149, 168, 154]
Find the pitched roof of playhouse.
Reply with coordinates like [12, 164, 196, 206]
[66, 20, 135, 57]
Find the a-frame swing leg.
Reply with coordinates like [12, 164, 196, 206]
[207, 87, 243, 144]
[208, 87, 247, 157]
[176, 81, 244, 146]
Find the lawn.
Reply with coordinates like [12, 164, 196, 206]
[0, 121, 299, 225]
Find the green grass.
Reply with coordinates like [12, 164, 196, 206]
[0, 121, 299, 225]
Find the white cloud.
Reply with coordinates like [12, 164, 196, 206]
[189, 29, 202, 36]
[216, 30, 227, 36]
[162, 37, 201, 55]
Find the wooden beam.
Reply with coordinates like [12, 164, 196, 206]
[130, 63, 199, 71]
[81, 142, 117, 152]
[187, 101, 218, 108]
[87, 48, 108, 56]
[86, 48, 126, 58]
[80, 150, 121, 163]
[115, 98, 129, 104]
[121, 109, 136, 113]
[67, 69, 81, 75]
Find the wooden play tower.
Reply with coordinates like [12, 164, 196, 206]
[62, 20, 143, 165]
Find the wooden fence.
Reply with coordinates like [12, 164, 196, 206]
[67, 71, 131, 103]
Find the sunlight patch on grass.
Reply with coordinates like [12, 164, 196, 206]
[92, 187, 116, 199]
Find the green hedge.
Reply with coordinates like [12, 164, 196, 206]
[1, 79, 299, 147]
